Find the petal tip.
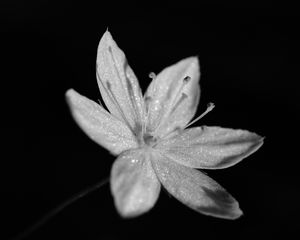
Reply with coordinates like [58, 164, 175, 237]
[98, 30, 114, 53]
[65, 88, 75, 106]
[259, 135, 266, 143]
[197, 187, 244, 220]
[113, 194, 156, 219]
[186, 56, 199, 68]
[227, 203, 244, 220]
[103, 29, 113, 40]
[100, 29, 116, 48]
[116, 206, 149, 219]
[235, 207, 244, 219]
[65, 88, 81, 107]
[251, 133, 265, 151]
[65, 88, 75, 98]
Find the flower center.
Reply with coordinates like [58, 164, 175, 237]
[143, 133, 157, 147]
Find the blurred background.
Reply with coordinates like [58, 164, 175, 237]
[1, 2, 299, 240]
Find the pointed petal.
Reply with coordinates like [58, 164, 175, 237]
[96, 30, 145, 131]
[157, 126, 264, 169]
[66, 89, 137, 155]
[110, 150, 161, 217]
[145, 57, 200, 137]
[151, 153, 242, 219]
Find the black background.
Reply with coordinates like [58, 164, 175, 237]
[1, 2, 299, 240]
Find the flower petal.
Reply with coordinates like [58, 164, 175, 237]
[157, 126, 264, 169]
[96, 30, 145, 132]
[110, 149, 161, 217]
[151, 152, 243, 219]
[145, 57, 200, 138]
[66, 89, 137, 155]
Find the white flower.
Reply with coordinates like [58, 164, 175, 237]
[65, 30, 264, 219]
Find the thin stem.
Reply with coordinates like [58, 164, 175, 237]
[11, 178, 109, 240]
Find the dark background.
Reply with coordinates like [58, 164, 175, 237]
[1, 2, 299, 240]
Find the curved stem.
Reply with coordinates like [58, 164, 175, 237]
[11, 178, 109, 240]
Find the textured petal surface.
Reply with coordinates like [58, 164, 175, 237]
[145, 57, 200, 138]
[66, 89, 137, 155]
[110, 149, 160, 217]
[96, 30, 145, 132]
[151, 152, 243, 219]
[156, 126, 264, 169]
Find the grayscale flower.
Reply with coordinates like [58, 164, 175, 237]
[66, 31, 264, 219]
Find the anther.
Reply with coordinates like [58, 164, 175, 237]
[149, 72, 156, 79]
[183, 76, 191, 82]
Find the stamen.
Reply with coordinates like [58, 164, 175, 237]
[108, 47, 142, 129]
[134, 123, 143, 144]
[144, 95, 152, 114]
[106, 81, 133, 131]
[166, 76, 191, 115]
[170, 93, 188, 114]
[96, 69, 125, 116]
[124, 64, 145, 129]
[170, 75, 191, 104]
[155, 126, 182, 145]
[185, 102, 215, 128]
[125, 72, 139, 117]
[154, 75, 191, 131]
[144, 95, 152, 134]
[97, 99, 104, 108]
[108, 47, 137, 118]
